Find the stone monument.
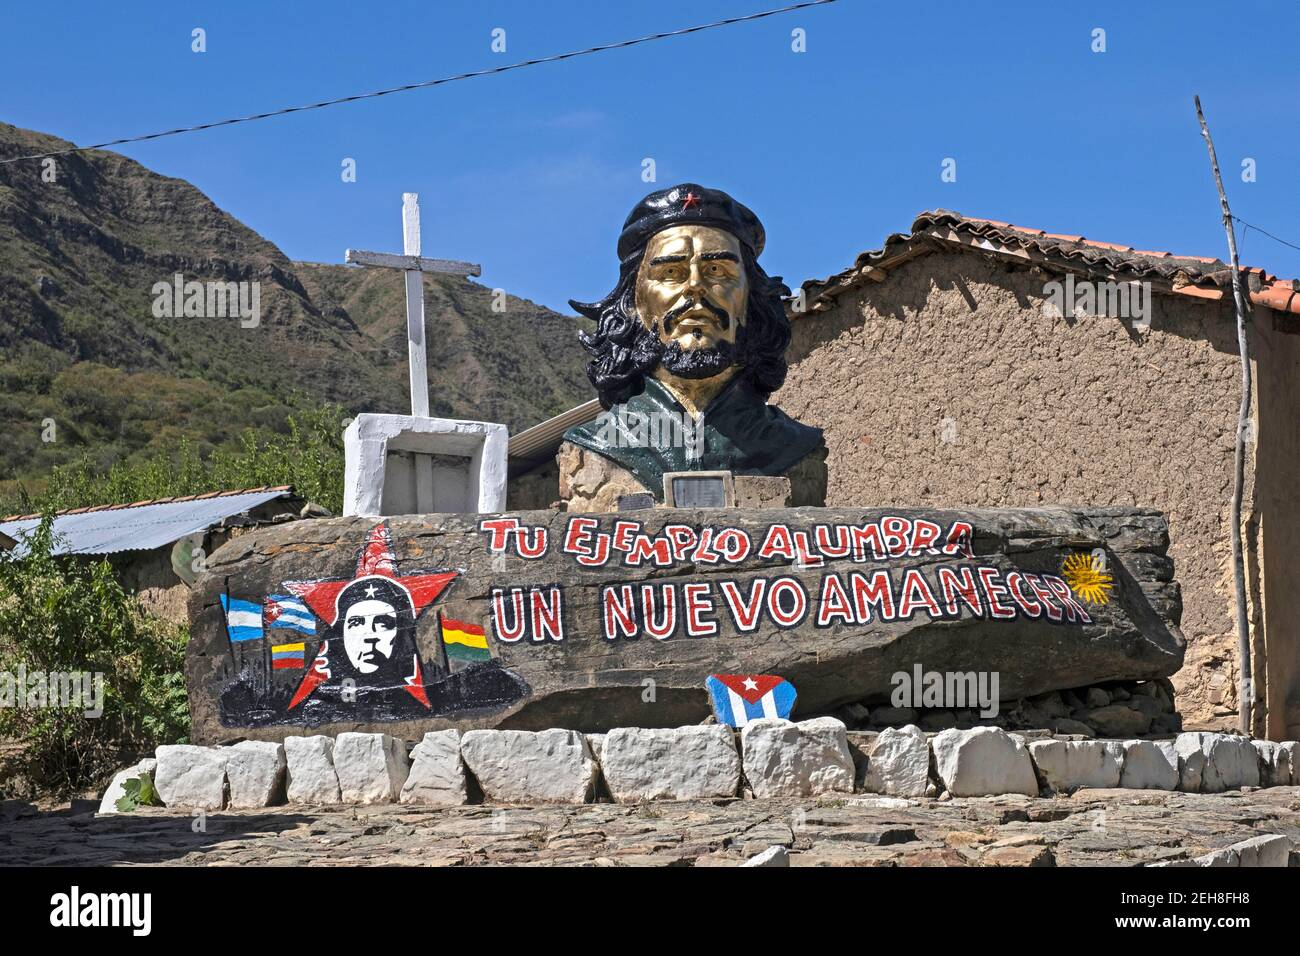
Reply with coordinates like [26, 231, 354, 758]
[184, 185, 1187, 745]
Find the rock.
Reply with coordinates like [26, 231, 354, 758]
[859, 827, 918, 846]
[919, 710, 957, 731]
[332, 733, 410, 804]
[400, 730, 467, 805]
[1173, 732, 1260, 793]
[1119, 740, 1179, 790]
[733, 475, 794, 509]
[1123, 695, 1163, 718]
[1085, 687, 1110, 708]
[154, 745, 227, 810]
[1153, 679, 1177, 710]
[932, 727, 1038, 797]
[284, 735, 341, 805]
[187, 507, 1186, 743]
[1281, 742, 1299, 785]
[834, 702, 871, 727]
[1201, 734, 1260, 792]
[862, 725, 930, 796]
[1081, 704, 1151, 737]
[1193, 847, 1241, 867]
[1050, 718, 1096, 738]
[1253, 741, 1292, 787]
[1148, 713, 1182, 735]
[600, 726, 740, 802]
[1107, 685, 1132, 701]
[1233, 834, 1291, 868]
[1027, 692, 1068, 719]
[869, 705, 918, 727]
[98, 759, 158, 815]
[225, 741, 286, 808]
[1029, 739, 1123, 792]
[741, 717, 855, 798]
[983, 844, 1054, 867]
[1174, 733, 1208, 792]
[460, 729, 598, 804]
[741, 845, 790, 867]
[1178, 834, 1292, 868]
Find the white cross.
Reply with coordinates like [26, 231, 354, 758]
[344, 193, 482, 512]
[345, 193, 481, 418]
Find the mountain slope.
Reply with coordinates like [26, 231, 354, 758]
[0, 123, 593, 498]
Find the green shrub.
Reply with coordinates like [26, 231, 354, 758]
[0, 515, 190, 797]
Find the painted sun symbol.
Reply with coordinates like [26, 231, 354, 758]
[1061, 552, 1114, 604]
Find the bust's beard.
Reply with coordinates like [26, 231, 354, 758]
[655, 337, 737, 380]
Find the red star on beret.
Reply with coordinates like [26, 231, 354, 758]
[681, 191, 700, 210]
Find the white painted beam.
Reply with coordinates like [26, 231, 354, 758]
[344, 249, 481, 276]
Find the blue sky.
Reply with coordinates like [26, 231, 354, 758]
[3, 0, 1298, 312]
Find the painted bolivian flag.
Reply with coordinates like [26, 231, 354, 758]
[441, 617, 491, 663]
[271, 642, 306, 670]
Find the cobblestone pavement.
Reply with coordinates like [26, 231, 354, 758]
[4, 787, 1299, 866]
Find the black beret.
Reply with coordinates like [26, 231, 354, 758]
[617, 183, 765, 261]
[335, 575, 414, 619]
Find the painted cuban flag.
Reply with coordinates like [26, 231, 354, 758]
[706, 674, 797, 728]
[220, 594, 264, 643]
[264, 594, 316, 635]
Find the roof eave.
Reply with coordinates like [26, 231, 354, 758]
[790, 211, 1300, 318]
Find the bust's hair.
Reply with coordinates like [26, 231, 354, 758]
[571, 243, 792, 409]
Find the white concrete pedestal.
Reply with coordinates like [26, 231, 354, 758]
[343, 414, 508, 517]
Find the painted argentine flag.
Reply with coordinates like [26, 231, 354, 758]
[220, 594, 264, 643]
[706, 674, 797, 728]
[264, 594, 316, 635]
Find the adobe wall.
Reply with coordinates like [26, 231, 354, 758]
[777, 250, 1254, 729]
[1253, 312, 1300, 738]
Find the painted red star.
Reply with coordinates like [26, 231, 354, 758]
[280, 522, 457, 710]
[681, 190, 700, 210]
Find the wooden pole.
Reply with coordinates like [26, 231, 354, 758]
[1194, 95, 1254, 736]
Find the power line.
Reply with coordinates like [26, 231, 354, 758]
[0, 0, 837, 166]
[1233, 215, 1300, 256]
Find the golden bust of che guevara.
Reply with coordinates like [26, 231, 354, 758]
[561, 184, 825, 503]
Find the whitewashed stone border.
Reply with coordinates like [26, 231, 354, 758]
[98, 758, 158, 815]
[601, 725, 740, 802]
[1148, 833, 1291, 868]
[741, 717, 855, 798]
[102, 726, 1300, 811]
[154, 744, 227, 810]
[401, 730, 468, 806]
[461, 728, 598, 804]
[226, 740, 287, 809]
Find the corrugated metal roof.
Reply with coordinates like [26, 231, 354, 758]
[508, 398, 602, 475]
[0, 489, 291, 557]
